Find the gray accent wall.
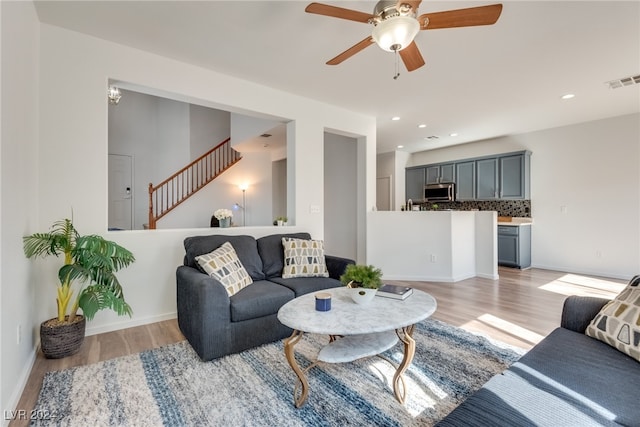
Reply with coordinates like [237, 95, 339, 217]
[324, 133, 357, 260]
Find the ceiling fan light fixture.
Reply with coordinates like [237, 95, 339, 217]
[372, 15, 420, 52]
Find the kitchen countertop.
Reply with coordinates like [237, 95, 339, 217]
[497, 217, 533, 226]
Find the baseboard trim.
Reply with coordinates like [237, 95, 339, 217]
[4, 347, 37, 427]
[476, 272, 500, 280]
[383, 273, 484, 283]
[530, 264, 632, 281]
[85, 312, 177, 336]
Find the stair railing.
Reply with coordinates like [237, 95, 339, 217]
[147, 138, 241, 229]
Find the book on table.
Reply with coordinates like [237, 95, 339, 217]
[377, 284, 413, 300]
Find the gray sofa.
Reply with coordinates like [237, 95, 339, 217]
[437, 295, 640, 426]
[176, 232, 354, 361]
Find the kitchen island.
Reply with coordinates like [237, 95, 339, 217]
[367, 211, 497, 282]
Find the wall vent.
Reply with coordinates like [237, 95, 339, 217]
[606, 74, 640, 89]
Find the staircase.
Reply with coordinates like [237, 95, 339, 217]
[147, 138, 241, 229]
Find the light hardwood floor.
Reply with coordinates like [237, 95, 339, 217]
[9, 267, 627, 427]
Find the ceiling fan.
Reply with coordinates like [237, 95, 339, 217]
[305, 1, 503, 72]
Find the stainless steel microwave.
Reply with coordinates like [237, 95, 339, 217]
[424, 183, 455, 202]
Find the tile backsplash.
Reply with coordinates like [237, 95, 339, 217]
[419, 200, 531, 217]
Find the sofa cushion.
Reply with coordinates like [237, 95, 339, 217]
[230, 280, 295, 322]
[184, 234, 265, 281]
[437, 327, 640, 426]
[281, 237, 329, 278]
[585, 274, 640, 362]
[269, 276, 342, 297]
[257, 232, 311, 278]
[195, 242, 253, 297]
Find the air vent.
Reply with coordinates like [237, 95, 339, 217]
[606, 74, 640, 89]
[260, 133, 272, 138]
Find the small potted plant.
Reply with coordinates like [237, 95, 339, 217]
[214, 208, 233, 228]
[340, 264, 383, 304]
[23, 218, 135, 358]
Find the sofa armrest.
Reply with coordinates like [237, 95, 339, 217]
[176, 265, 231, 359]
[561, 295, 610, 333]
[325, 255, 355, 280]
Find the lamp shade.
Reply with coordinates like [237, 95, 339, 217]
[371, 16, 420, 52]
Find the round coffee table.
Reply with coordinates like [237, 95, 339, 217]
[277, 286, 437, 407]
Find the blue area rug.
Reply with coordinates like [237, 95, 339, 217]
[32, 319, 525, 426]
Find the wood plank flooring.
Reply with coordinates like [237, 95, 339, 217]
[9, 267, 627, 427]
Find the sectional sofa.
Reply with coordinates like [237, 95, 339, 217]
[437, 293, 640, 426]
[176, 232, 354, 361]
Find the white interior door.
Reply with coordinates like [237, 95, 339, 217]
[376, 176, 392, 211]
[108, 154, 133, 230]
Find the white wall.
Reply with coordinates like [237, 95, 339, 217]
[409, 114, 640, 279]
[367, 211, 497, 281]
[36, 22, 376, 334]
[1, 1, 40, 421]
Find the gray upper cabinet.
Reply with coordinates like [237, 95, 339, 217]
[455, 161, 476, 200]
[405, 167, 426, 202]
[499, 153, 530, 199]
[426, 163, 454, 184]
[408, 150, 531, 202]
[440, 163, 455, 183]
[476, 158, 498, 200]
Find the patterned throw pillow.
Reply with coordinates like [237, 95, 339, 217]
[281, 238, 329, 279]
[585, 275, 640, 361]
[195, 242, 253, 296]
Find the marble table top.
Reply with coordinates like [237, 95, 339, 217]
[277, 287, 437, 335]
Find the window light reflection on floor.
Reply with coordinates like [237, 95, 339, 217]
[538, 273, 625, 298]
[462, 314, 544, 347]
[368, 353, 448, 418]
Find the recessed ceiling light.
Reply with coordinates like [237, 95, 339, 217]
[417, 124, 427, 128]
[391, 116, 401, 121]
[561, 94, 575, 100]
[450, 133, 459, 137]
[397, 145, 404, 149]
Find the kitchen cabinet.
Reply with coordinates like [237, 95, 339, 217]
[455, 161, 476, 200]
[498, 225, 531, 269]
[476, 158, 498, 200]
[499, 153, 530, 199]
[425, 163, 454, 184]
[405, 167, 425, 202]
[407, 150, 531, 202]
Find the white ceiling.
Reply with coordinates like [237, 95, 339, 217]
[34, 1, 640, 154]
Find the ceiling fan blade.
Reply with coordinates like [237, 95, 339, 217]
[419, 4, 503, 30]
[399, 41, 425, 72]
[327, 36, 375, 65]
[305, 2, 373, 23]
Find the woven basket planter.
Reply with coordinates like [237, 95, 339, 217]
[40, 315, 86, 359]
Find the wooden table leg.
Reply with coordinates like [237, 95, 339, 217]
[393, 324, 416, 404]
[284, 329, 309, 407]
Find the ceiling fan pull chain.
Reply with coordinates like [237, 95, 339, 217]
[393, 48, 400, 80]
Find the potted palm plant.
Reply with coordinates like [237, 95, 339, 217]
[23, 218, 135, 358]
[340, 264, 383, 305]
